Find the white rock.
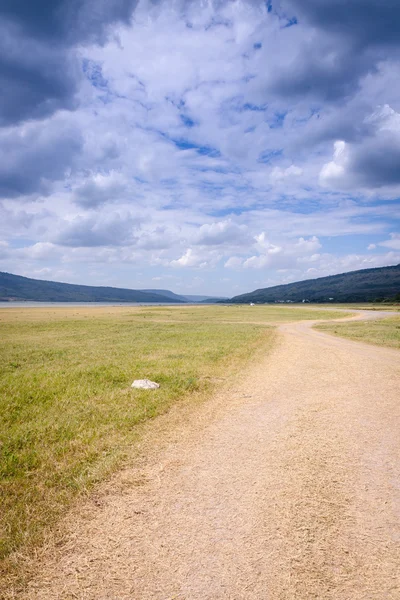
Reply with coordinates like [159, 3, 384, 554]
[131, 379, 160, 389]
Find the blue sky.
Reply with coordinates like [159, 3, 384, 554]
[0, 0, 399, 296]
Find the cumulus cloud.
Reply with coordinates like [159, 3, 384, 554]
[195, 220, 252, 247]
[224, 233, 323, 271]
[238, 234, 322, 270]
[54, 211, 139, 247]
[280, 0, 400, 49]
[20, 242, 61, 260]
[379, 233, 400, 250]
[1, 0, 399, 294]
[320, 105, 400, 189]
[73, 171, 127, 208]
[0, 117, 82, 198]
[266, 33, 373, 103]
[301, 251, 400, 279]
[273, 0, 400, 103]
[169, 248, 221, 269]
[224, 256, 244, 269]
[270, 165, 303, 182]
[136, 227, 178, 251]
[0, 0, 138, 126]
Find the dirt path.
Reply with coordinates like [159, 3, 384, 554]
[19, 312, 400, 599]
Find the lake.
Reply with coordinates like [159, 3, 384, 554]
[0, 301, 191, 308]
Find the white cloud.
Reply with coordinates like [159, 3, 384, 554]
[195, 219, 251, 247]
[1, 1, 399, 295]
[170, 249, 206, 269]
[225, 234, 323, 271]
[270, 164, 303, 182]
[54, 211, 139, 247]
[379, 233, 400, 250]
[224, 256, 244, 269]
[320, 140, 347, 185]
[73, 171, 127, 208]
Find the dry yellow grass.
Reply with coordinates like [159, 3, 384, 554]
[1, 305, 278, 573]
[7, 311, 400, 599]
[315, 314, 400, 349]
[0, 303, 352, 324]
[0, 304, 354, 592]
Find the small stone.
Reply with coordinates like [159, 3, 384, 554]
[131, 379, 160, 389]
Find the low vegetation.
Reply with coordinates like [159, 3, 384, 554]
[0, 307, 270, 568]
[111, 304, 352, 323]
[0, 304, 351, 577]
[315, 315, 400, 349]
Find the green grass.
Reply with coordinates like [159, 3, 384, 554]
[315, 315, 400, 349]
[0, 304, 352, 573]
[116, 304, 353, 323]
[319, 303, 400, 312]
[0, 308, 277, 567]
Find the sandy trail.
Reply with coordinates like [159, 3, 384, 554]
[20, 311, 400, 599]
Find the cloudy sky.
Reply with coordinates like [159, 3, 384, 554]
[1, 0, 400, 296]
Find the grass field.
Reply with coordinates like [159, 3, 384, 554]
[315, 315, 400, 349]
[0, 304, 351, 571]
[0, 304, 352, 324]
[326, 303, 400, 312]
[128, 305, 353, 323]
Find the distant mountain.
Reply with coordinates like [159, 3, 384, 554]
[141, 289, 188, 302]
[142, 290, 228, 303]
[0, 272, 184, 303]
[185, 295, 228, 303]
[199, 296, 229, 304]
[228, 264, 400, 304]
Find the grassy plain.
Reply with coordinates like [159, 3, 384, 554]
[315, 315, 400, 349]
[0, 303, 351, 572]
[325, 303, 400, 312]
[0, 304, 352, 324]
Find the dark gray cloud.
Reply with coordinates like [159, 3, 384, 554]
[268, 45, 374, 102]
[270, 0, 400, 103]
[353, 137, 400, 187]
[340, 132, 400, 188]
[0, 0, 138, 45]
[320, 106, 400, 189]
[0, 120, 82, 198]
[281, 0, 400, 49]
[0, 0, 138, 126]
[0, 25, 79, 126]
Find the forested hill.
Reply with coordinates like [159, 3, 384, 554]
[0, 272, 184, 303]
[141, 290, 228, 303]
[228, 264, 400, 304]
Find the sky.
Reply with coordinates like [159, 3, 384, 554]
[1, 0, 400, 297]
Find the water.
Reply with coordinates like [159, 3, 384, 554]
[0, 301, 188, 308]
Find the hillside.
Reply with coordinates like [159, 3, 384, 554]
[141, 289, 187, 302]
[142, 290, 228, 303]
[199, 297, 229, 304]
[228, 264, 400, 304]
[0, 272, 184, 303]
